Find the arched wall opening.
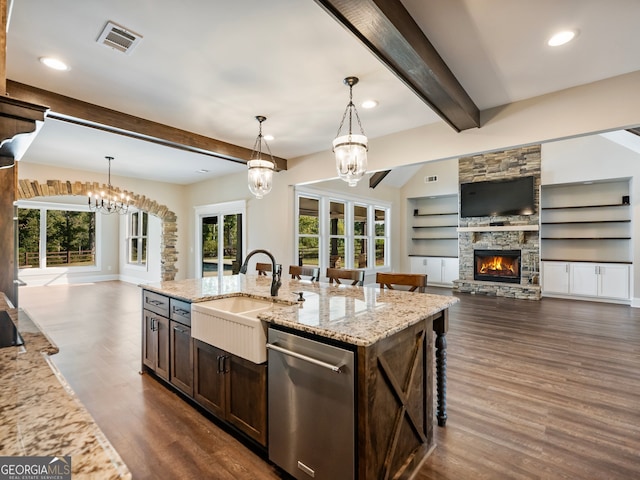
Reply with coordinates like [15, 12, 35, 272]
[18, 178, 178, 281]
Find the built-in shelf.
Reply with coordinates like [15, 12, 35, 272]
[541, 220, 630, 225]
[540, 179, 632, 267]
[541, 203, 629, 210]
[408, 194, 459, 258]
[412, 225, 458, 229]
[413, 212, 458, 216]
[541, 237, 631, 240]
[457, 225, 539, 232]
[541, 258, 632, 264]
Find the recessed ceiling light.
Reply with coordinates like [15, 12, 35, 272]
[39, 56, 70, 71]
[547, 30, 577, 47]
[361, 99, 378, 109]
[197, 169, 209, 174]
[263, 134, 274, 141]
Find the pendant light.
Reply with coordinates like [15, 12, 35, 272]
[333, 76, 368, 186]
[247, 115, 275, 199]
[87, 156, 130, 215]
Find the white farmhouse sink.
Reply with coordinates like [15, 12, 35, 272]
[191, 296, 287, 364]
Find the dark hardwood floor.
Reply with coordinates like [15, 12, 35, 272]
[19, 282, 640, 479]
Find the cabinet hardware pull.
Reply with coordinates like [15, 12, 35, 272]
[174, 308, 190, 316]
[266, 343, 344, 373]
[150, 318, 156, 331]
[216, 355, 223, 374]
[223, 355, 229, 374]
[148, 299, 164, 306]
[173, 326, 186, 334]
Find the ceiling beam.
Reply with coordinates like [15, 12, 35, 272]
[5, 80, 288, 170]
[369, 170, 390, 189]
[313, 0, 480, 132]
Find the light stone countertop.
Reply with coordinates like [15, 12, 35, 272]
[142, 275, 459, 347]
[0, 295, 131, 479]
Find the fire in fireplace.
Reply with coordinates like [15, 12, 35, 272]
[474, 250, 521, 284]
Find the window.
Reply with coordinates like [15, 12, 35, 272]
[127, 211, 148, 265]
[295, 188, 390, 273]
[297, 196, 320, 267]
[18, 204, 96, 269]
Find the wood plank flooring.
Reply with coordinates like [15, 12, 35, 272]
[19, 282, 640, 479]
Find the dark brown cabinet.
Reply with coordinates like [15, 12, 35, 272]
[193, 339, 267, 446]
[170, 320, 193, 396]
[143, 310, 170, 381]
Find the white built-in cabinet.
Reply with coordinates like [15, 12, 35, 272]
[410, 256, 459, 287]
[540, 178, 632, 303]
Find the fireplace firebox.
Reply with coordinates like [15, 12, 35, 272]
[474, 249, 521, 284]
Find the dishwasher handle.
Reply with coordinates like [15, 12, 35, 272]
[266, 342, 344, 373]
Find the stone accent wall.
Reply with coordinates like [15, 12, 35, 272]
[453, 146, 541, 299]
[17, 178, 178, 281]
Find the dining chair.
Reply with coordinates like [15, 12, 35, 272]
[376, 272, 427, 293]
[257, 262, 282, 276]
[326, 268, 365, 286]
[289, 265, 320, 281]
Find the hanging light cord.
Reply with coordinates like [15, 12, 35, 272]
[335, 82, 366, 138]
[251, 116, 274, 160]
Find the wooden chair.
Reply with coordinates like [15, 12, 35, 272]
[256, 262, 282, 276]
[376, 272, 427, 293]
[289, 265, 320, 281]
[326, 268, 365, 286]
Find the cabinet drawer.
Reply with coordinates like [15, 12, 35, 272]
[143, 290, 170, 317]
[170, 298, 191, 326]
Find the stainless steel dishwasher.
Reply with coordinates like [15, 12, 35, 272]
[267, 327, 355, 480]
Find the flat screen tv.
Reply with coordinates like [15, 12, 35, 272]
[460, 176, 536, 218]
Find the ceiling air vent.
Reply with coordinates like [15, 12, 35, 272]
[97, 21, 142, 55]
[425, 175, 438, 183]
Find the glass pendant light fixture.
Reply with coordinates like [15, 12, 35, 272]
[333, 76, 368, 186]
[87, 156, 131, 214]
[247, 115, 275, 199]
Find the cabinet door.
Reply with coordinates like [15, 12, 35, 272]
[424, 257, 444, 284]
[598, 264, 630, 299]
[142, 310, 157, 372]
[142, 310, 169, 380]
[170, 320, 193, 396]
[570, 263, 598, 296]
[193, 339, 225, 417]
[442, 258, 459, 285]
[226, 354, 267, 446]
[542, 262, 570, 294]
[156, 316, 170, 381]
[409, 257, 426, 274]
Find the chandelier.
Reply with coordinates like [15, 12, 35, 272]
[87, 156, 131, 215]
[333, 76, 368, 186]
[247, 115, 275, 199]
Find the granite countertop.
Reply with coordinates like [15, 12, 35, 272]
[142, 275, 459, 347]
[0, 295, 131, 479]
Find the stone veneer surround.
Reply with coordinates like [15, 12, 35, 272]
[453, 145, 541, 300]
[18, 178, 178, 281]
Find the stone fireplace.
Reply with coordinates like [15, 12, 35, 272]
[452, 145, 542, 300]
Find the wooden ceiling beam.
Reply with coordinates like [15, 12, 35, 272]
[369, 170, 390, 189]
[313, 0, 480, 132]
[6, 80, 288, 170]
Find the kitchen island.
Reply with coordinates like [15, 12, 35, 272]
[141, 275, 458, 479]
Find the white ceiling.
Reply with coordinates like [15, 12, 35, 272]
[7, 0, 640, 185]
